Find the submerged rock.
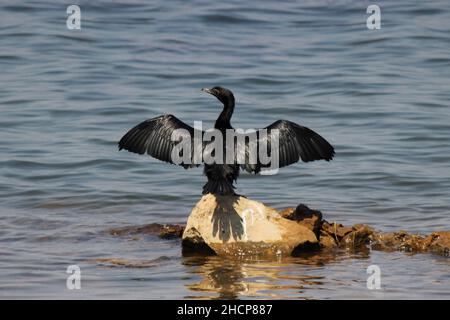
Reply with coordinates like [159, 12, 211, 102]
[107, 223, 185, 239]
[341, 224, 376, 248]
[89, 256, 171, 268]
[426, 232, 450, 256]
[321, 221, 353, 241]
[159, 224, 185, 239]
[370, 230, 450, 256]
[319, 230, 338, 248]
[182, 194, 318, 257]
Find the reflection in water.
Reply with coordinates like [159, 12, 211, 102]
[182, 250, 371, 299]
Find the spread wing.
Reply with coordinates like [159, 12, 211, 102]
[241, 120, 335, 173]
[118, 115, 203, 169]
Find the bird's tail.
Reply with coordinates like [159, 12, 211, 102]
[202, 179, 236, 195]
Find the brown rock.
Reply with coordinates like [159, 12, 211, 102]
[89, 256, 170, 268]
[365, 230, 450, 256]
[279, 207, 295, 219]
[319, 230, 338, 248]
[281, 204, 323, 238]
[322, 221, 353, 240]
[159, 224, 185, 239]
[181, 227, 216, 256]
[107, 223, 185, 240]
[370, 231, 428, 253]
[340, 224, 375, 248]
[424, 232, 450, 256]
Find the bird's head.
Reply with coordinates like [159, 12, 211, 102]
[201, 86, 235, 107]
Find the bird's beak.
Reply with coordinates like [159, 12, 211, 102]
[201, 88, 212, 94]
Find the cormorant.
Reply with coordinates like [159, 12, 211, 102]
[118, 87, 335, 195]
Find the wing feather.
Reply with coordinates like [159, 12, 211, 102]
[241, 119, 334, 173]
[119, 114, 202, 168]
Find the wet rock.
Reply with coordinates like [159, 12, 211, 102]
[370, 230, 450, 256]
[319, 230, 338, 249]
[340, 224, 375, 249]
[321, 221, 353, 241]
[108, 201, 449, 258]
[159, 224, 185, 239]
[182, 194, 318, 257]
[425, 232, 450, 256]
[89, 256, 171, 268]
[280, 204, 323, 238]
[370, 231, 425, 253]
[107, 223, 185, 239]
[181, 227, 216, 256]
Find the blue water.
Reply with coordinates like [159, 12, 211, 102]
[0, 0, 449, 299]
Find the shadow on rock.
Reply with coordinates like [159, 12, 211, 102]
[211, 195, 244, 242]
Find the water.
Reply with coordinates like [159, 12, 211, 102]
[1, 0, 449, 299]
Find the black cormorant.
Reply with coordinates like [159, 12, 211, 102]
[118, 87, 335, 195]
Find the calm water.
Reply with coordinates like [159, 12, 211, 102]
[1, 0, 450, 299]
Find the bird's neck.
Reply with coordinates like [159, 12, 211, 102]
[215, 100, 234, 129]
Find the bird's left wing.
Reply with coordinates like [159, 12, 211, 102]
[118, 114, 203, 169]
[240, 119, 335, 173]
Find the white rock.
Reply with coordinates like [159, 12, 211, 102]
[182, 194, 318, 257]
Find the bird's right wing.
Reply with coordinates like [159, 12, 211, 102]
[118, 114, 203, 169]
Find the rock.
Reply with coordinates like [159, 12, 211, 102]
[321, 221, 353, 241]
[280, 204, 323, 238]
[89, 256, 171, 268]
[340, 224, 375, 249]
[370, 230, 450, 256]
[278, 207, 295, 219]
[182, 194, 318, 257]
[319, 230, 338, 249]
[105, 201, 450, 258]
[425, 232, 450, 256]
[107, 223, 185, 240]
[370, 231, 427, 253]
[159, 224, 185, 239]
[181, 227, 216, 256]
